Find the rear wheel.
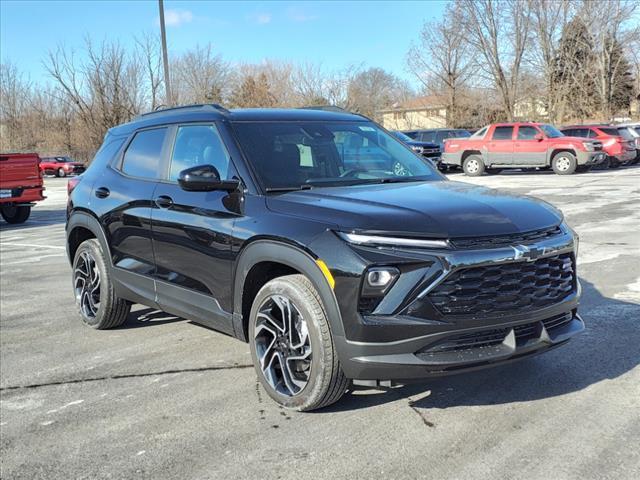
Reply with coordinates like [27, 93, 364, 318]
[551, 152, 577, 175]
[249, 274, 348, 411]
[608, 157, 621, 169]
[73, 239, 130, 329]
[57, 167, 66, 177]
[1, 205, 31, 224]
[462, 155, 485, 176]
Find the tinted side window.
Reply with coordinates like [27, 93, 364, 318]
[517, 126, 539, 140]
[572, 128, 588, 138]
[169, 125, 230, 181]
[492, 126, 514, 140]
[122, 128, 167, 179]
[89, 137, 125, 171]
[561, 129, 575, 137]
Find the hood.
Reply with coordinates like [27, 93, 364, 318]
[266, 180, 562, 238]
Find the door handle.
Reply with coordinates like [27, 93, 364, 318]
[155, 195, 174, 209]
[94, 187, 110, 198]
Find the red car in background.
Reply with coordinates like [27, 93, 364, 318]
[0, 153, 45, 223]
[560, 125, 636, 168]
[39, 156, 86, 177]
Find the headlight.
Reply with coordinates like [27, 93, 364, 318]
[582, 142, 595, 152]
[337, 232, 450, 249]
[411, 146, 424, 154]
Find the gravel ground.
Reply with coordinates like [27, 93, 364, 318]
[1, 169, 639, 480]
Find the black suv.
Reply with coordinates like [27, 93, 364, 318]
[66, 105, 584, 411]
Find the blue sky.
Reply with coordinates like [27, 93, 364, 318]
[0, 0, 447, 86]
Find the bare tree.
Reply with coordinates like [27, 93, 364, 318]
[172, 44, 230, 105]
[407, 2, 471, 126]
[45, 38, 143, 150]
[135, 34, 164, 111]
[579, 0, 639, 119]
[458, 0, 531, 120]
[346, 67, 411, 120]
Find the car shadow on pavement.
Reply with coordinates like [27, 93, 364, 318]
[324, 278, 640, 412]
[0, 207, 66, 231]
[117, 308, 184, 329]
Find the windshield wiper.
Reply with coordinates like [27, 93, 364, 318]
[265, 185, 314, 193]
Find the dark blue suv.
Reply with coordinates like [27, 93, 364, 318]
[66, 105, 583, 411]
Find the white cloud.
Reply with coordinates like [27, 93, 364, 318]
[253, 12, 272, 25]
[286, 7, 318, 22]
[163, 9, 194, 27]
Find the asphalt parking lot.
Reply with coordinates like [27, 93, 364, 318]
[1, 169, 639, 480]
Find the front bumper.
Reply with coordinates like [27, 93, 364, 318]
[319, 225, 582, 382]
[441, 152, 462, 166]
[576, 150, 606, 165]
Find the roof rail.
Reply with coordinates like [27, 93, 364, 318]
[298, 105, 347, 113]
[137, 103, 230, 118]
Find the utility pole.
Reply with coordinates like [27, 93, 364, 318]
[158, 0, 172, 106]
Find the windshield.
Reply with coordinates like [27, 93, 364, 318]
[392, 131, 415, 143]
[232, 121, 442, 191]
[540, 124, 564, 138]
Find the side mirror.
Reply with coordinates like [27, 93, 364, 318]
[177, 165, 240, 192]
[534, 133, 544, 141]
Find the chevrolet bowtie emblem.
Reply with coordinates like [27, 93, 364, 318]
[512, 244, 544, 262]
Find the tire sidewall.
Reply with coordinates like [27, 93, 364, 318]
[552, 152, 577, 175]
[248, 276, 329, 410]
[58, 168, 66, 177]
[463, 155, 485, 176]
[73, 239, 108, 327]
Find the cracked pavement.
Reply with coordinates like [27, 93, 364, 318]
[1, 170, 639, 479]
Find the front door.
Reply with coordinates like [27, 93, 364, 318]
[513, 125, 548, 166]
[151, 123, 240, 334]
[487, 126, 515, 166]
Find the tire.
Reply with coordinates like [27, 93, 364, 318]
[1, 205, 31, 224]
[551, 152, 577, 175]
[249, 274, 348, 411]
[462, 155, 485, 176]
[57, 168, 66, 177]
[72, 238, 130, 329]
[608, 157, 621, 169]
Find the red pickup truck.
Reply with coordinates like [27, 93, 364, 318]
[0, 153, 45, 223]
[442, 122, 607, 176]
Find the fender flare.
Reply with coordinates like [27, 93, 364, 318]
[232, 239, 345, 341]
[66, 211, 112, 267]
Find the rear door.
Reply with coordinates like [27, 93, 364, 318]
[95, 126, 169, 305]
[151, 123, 239, 334]
[514, 125, 547, 166]
[487, 126, 515, 165]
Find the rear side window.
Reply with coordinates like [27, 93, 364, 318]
[91, 138, 125, 170]
[573, 128, 589, 138]
[598, 127, 619, 136]
[169, 125, 230, 181]
[122, 128, 167, 179]
[517, 126, 539, 140]
[492, 126, 514, 140]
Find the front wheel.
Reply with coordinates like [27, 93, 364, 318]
[1, 205, 31, 224]
[57, 168, 66, 177]
[462, 155, 485, 176]
[249, 274, 348, 411]
[551, 152, 577, 175]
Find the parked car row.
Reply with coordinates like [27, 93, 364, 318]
[395, 122, 639, 176]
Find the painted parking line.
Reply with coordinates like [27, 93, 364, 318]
[0, 243, 66, 250]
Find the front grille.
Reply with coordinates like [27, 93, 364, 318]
[421, 312, 573, 354]
[428, 252, 575, 316]
[450, 226, 562, 250]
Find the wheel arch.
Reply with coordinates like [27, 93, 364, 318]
[66, 211, 112, 267]
[232, 240, 345, 342]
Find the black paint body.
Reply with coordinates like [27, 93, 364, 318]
[67, 107, 583, 382]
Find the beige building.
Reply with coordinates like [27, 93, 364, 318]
[379, 96, 448, 131]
